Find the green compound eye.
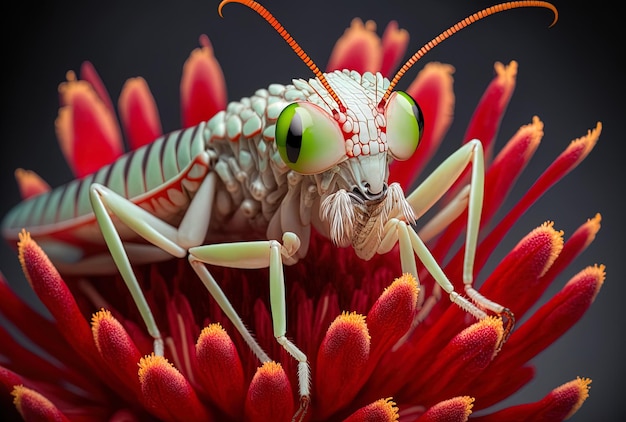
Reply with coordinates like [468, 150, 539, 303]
[275, 102, 346, 174]
[385, 91, 424, 161]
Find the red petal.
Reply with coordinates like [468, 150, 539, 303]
[244, 361, 294, 422]
[481, 221, 564, 317]
[358, 274, 419, 403]
[416, 396, 474, 422]
[471, 377, 591, 422]
[380, 21, 409, 77]
[315, 312, 370, 419]
[91, 309, 142, 395]
[479, 117, 543, 222]
[390, 63, 455, 189]
[0, 367, 22, 421]
[407, 317, 503, 403]
[118, 77, 163, 150]
[79, 61, 115, 115]
[368, 274, 419, 359]
[0, 274, 80, 367]
[17, 231, 98, 365]
[463, 61, 518, 159]
[472, 365, 535, 410]
[180, 35, 227, 128]
[497, 265, 604, 370]
[326, 19, 382, 74]
[138, 354, 212, 422]
[474, 123, 601, 270]
[195, 323, 245, 420]
[0, 324, 98, 398]
[538, 214, 601, 284]
[11, 385, 71, 422]
[56, 72, 124, 177]
[342, 397, 399, 422]
[14, 169, 51, 199]
[428, 117, 544, 275]
[473, 266, 603, 407]
[430, 61, 517, 225]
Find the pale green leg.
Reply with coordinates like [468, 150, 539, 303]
[399, 140, 513, 339]
[88, 172, 217, 356]
[188, 232, 311, 410]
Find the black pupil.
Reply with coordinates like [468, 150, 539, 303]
[286, 113, 303, 163]
[412, 101, 425, 141]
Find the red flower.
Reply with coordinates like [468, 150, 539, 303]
[0, 3, 604, 421]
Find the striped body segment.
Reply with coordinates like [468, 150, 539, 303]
[1, 71, 391, 267]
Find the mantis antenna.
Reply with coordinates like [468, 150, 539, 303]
[218, 0, 347, 113]
[379, 1, 558, 107]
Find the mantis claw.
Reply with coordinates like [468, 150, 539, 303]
[496, 307, 515, 353]
[292, 395, 310, 422]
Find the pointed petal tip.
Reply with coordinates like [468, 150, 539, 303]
[139, 353, 211, 421]
[474, 316, 504, 358]
[343, 397, 399, 422]
[561, 377, 591, 420]
[138, 353, 173, 382]
[91, 308, 141, 369]
[118, 76, 163, 150]
[566, 264, 605, 303]
[245, 361, 294, 422]
[17, 230, 57, 288]
[326, 17, 382, 74]
[181, 35, 227, 127]
[367, 273, 419, 349]
[14, 168, 51, 199]
[11, 385, 70, 422]
[316, 311, 370, 416]
[494, 60, 518, 82]
[56, 75, 124, 177]
[380, 20, 410, 76]
[587, 213, 602, 233]
[196, 323, 244, 419]
[418, 396, 474, 422]
[536, 221, 565, 277]
[561, 121, 602, 167]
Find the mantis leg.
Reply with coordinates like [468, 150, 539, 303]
[188, 232, 311, 413]
[402, 140, 513, 336]
[88, 172, 217, 355]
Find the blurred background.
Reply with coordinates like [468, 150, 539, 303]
[1, 1, 622, 420]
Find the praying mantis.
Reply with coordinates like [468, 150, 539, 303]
[1, 0, 560, 418]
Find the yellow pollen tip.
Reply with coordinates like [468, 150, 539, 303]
[460, 396, 475, 416]
[567, 122, 602, 160]
[583, 264, 606, 299]
[10, 384, 26, 407]
[65, 70, 77, 82]
[524, 222, 564, 277]
[138, 354, 175, 382]
[388, 273, 420, 300]
[17, 230, 39, 285]
[565, 377, 592, 419]
[373, 397, 399, 420]
[586, 213, 602, 234]
[201, 322, 225, 336]
[336, 311, 371, 340]
[259, 361, 284, 376]
[473, 316, 504, 357]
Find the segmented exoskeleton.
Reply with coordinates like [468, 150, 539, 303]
[2, 0, 559, 419]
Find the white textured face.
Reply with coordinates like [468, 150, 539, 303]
[294, 70, 391, 158]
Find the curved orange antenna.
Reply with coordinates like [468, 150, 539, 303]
[219, 0, 346, 113]
[379, 1, 558, 107]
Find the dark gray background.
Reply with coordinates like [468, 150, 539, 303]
[0, 1, 622, 420]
